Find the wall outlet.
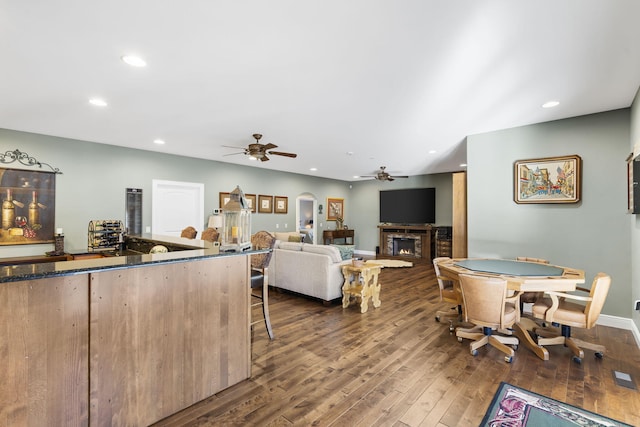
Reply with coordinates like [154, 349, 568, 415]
[635, 300, 640, 311]
[275, 224, 279, 229]
[285, 223, 288, 228]
[146, 226, 151, 233]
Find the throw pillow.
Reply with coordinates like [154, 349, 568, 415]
[288, 235, 302, 242]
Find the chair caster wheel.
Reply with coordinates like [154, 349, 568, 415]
[435, 316, 441, 322]
[449, 326, 455, 333]
[572, 356, 582, 364]
[595, 351, 604, 359]
[505, 356, 513, 363]
[458, 337, 463, 343]
[471, 349, 478, 356]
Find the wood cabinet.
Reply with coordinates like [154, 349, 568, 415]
[378, 225, 432, 263]
[1, 255, 251, 426]
[323, 229, 354, 245]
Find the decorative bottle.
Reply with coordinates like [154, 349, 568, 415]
[28, 191, 39, 226]
[2, 189, 15, 230]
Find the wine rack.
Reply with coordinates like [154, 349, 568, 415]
[88, 220, 124, 252]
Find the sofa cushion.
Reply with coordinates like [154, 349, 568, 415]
[278, 241, 304, 251]
[274, 231, 301, 242]
[302, 244, 342, 263]
[288, 235, 303, 242]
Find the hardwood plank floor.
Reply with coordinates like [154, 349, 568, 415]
[153, 262, 640, 426]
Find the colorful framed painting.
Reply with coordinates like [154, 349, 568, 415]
[326, 197, 344, 220]
[274, 196, 288, 214]
[258, 195, 273, 213]
[514, 155, 581, 204]
[0, 167, 56, 245]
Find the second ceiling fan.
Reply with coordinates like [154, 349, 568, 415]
[223, 133, 297, 162]
[362, 166, 408, 182]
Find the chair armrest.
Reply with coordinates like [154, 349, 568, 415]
[543, 290, 593, 322]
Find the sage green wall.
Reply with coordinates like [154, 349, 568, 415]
[349, 174, 454, 253]
[630, 88, 640, 330]
[467, 109, 631, 318]
[0, 128, 350, 255]
[1, 128, 454, 257]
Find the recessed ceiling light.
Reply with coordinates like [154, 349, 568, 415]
[309, 167, 318, 171]
[353, 175, 360, 178]
[121, 55, 147, 67]
[460, 163, 467, 167]
[346, 151, 354, 156]
[89, 98, 107, 107]
[153, 139, 165, 145]
[542, 101, 560, 108]
[428, 150, 437, 154]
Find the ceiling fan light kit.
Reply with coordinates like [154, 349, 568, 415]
[362, 166, 409, 182]
[223, 133, 297, 162]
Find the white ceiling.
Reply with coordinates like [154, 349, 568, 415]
[1, 1, 640, 181]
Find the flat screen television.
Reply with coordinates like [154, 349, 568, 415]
[379, 188, 436, 224]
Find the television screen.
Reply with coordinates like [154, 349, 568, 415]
[379, 188, 436, 224]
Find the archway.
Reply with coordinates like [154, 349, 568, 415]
[296, 193, 318, 244]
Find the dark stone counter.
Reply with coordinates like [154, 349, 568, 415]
[0, 234, 262, 283]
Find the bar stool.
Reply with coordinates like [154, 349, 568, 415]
[250, 231, 276, 339]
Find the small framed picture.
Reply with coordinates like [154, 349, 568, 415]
[219, 192, 230, 209]
[274, 196, 288, 214]
[327, 197, 344, 220]
[258, 195, 273, 213]
[245, 194, 257, 213]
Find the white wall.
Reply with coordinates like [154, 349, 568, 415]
[467, 109, 631, 318]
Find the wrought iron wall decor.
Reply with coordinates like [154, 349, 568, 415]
[0, 149, 63, 174]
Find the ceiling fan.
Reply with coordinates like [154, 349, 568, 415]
[362, 166, 409, 182]
[223, 133, 297, 162]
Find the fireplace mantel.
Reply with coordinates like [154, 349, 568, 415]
[377, 225, 433, 263]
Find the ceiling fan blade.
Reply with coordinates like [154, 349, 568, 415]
[268, 151, 297, 158]
[387, 177, 395, 181]
[223, 152, 245, 157]
[390, 175, 409, 179]
[222, 145, 247, 150]
[259, 155, 270, 162]
[263, 143, 278, 150]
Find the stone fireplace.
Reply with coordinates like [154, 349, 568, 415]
[386, 234, 422, 259]
[378, 225, 432, 262]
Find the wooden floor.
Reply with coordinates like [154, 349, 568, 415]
[153, 262, 640, 426]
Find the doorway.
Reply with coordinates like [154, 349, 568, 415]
[296, 194, 318, 244]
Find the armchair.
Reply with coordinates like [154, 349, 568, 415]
[433, 257, 463, 333]
[532, 272, 611, 363]
[455, 273, 521, 363]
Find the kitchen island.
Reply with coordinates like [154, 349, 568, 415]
[0, 235, 260, 426]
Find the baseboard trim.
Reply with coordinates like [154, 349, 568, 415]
[596, 314, 640, 348]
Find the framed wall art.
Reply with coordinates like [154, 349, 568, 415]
[245, 193, 257, 213]
[514, 155, 581, 204]
[326, 197, 344, 220]
[274, 196, 288, 214]
[258, 195, 273, 213]
[219, 192, 230, 209]
[0, 167, 56, 245]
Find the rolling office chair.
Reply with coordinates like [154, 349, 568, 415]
[531, 272, 611, 364]
[455, 273, 521, 363]
[250, 231, 276, 340]
[433, 257, 463, 333]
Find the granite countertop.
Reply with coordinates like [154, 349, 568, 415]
[1, 234, 266, 283]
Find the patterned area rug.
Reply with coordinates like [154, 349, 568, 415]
[365, 259, 413, 268]
[481, 382, 632, 426]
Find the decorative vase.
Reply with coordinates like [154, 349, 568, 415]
[336, 219, 343, 229]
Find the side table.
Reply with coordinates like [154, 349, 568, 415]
[341, 263, 382, 313]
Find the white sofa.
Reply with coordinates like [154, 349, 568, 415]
[268, 241, 351, 303]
